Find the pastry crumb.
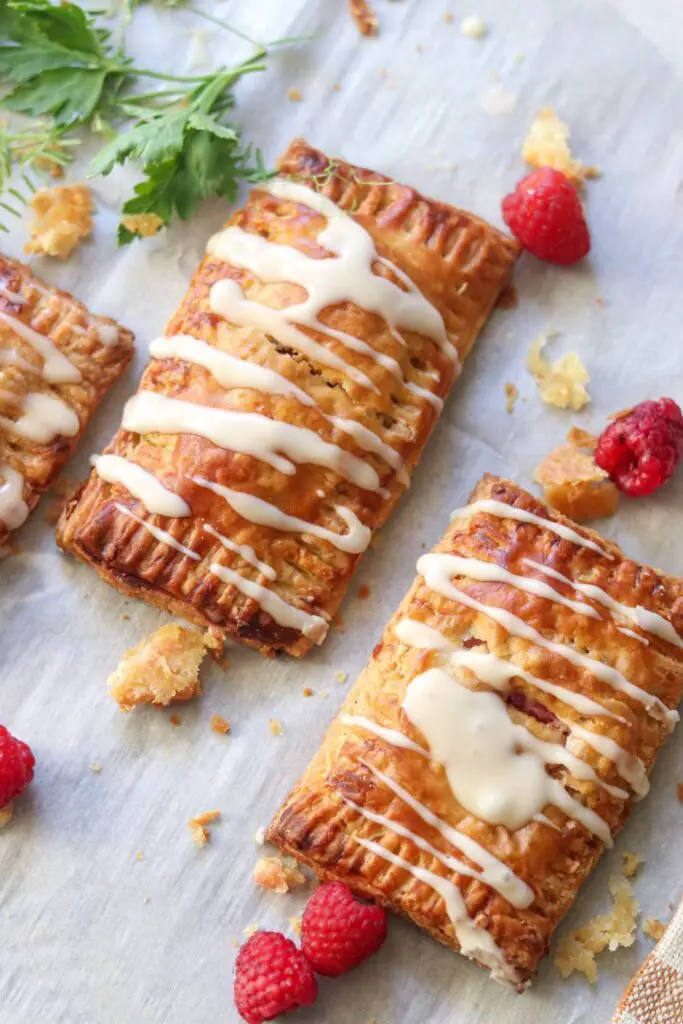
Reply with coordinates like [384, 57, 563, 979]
[302, 687, 314, 697]
[332, 82, 341, 92]
[286, 87, 303, 102]
[479, 85, 516, 117]
[230, 937, 239, 948]
[120, 213, 164, 238]
[349, 0, 378, 36]
[253, 855, 307, 895]
[0, 803, 13, 828]
[269, 718, 283, 737]
[335, 671, 348, 685]
[527, 335, 590, 411]
[677, 782, 683, 802]
[504, 382, 519, 414]
[243, 923, 259, 939]
[25, 183, 93, 259]
[253, 826, 266, 847]
[443, 12, 454, 24]
[622, 852, 644, 878]
[89, 762, 103, 775]
[210, 714, 231, 735]
[522, 107, 599, 187]
[189, 810, 221, 847]
[535, 430, 619, 521]
[135, 850, 144, 862]
[289, 915, 302, 938]
[108, 624, 213, 711]
[358, 585, 371, 600]
[643, 917, 667, 942]
[461, 15, 487, 38]
[169, 713, 182, 727]
[555, 873, 638, 982]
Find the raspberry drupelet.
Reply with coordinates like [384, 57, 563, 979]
[595, 398, 683, 497]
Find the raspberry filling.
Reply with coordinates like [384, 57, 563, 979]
[595, 398, 683, 497]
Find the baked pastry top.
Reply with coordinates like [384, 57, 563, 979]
[57, 139, 519, 657]
[267, 475, 683, 986]
[0, 254, 134, 547]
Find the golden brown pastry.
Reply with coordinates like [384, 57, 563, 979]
[0, 254, 134, 547]
[57, 139, 519, 657]
[267, 475, 683, 986]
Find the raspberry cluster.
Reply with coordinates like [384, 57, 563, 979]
[595, 398, 683, 497]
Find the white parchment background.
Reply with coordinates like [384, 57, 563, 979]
[1, 1, 683, 1021]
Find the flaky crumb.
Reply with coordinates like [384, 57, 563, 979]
[522, 107, 599, 187]
[286, 87, 303, 102]
[25, 183, 93, 259]
[443, 12, 454, 24]
[243, 924, 259, 939]
[120, 213, 164, 238]
[0, 803, 13, 828]
[253, 856, 307, 895]
[89, 762, 103, 775]
[269, 719, 283, 737]
[643, 917, 667, 942]
[504, 382, 519, 414]
[358, 585, 371, 600]
[289, 915, 302, 938]
[677, 782, 683, 802]
[622, 852, 644, 878]
[210, 714, 231, 735]
[253, 826, 266, 846]
[349, 0, 378, 36]
[108, 624, 213, 711]
[188, 810, 221, 847]
[555, 873, 638, 982]
[135, 851, 144, 862]
[302, 687, 314, 697]
[335, 671, 348, 685]
[535, 431, 619, 521]
[461, 15, 487, 38]
[527, 335, 590, 411]
[169, 714, 182, 727]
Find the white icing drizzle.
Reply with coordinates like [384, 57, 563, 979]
[93, 322, 120, 346]
[524, 558, 683, 650]
[0, 309, 82, 384]
[564, 721, 649, 798]
[191, 475, 371, 554]
[0, 283, 27, 305]
[203, 522, 275, 580]
[438, 554, 600, 619]
[354, 836, 516, 983]
[150, 334, 407, 485]
[361, 760, 533, 908]
[402, 667, 613, 844]
[417, 553, 677, 727]
[0, 348, 34, 372]
[123, 391, 381, 492]
[92, 454, 190, 518]
[209, 561, 327, 642]
[393, 618, 459, 652]
[0, 463, 29, 530]
[451, 499, 614, 560]
[618, 627, 649, 646]
[115, 503, 200, 561]
[340, 714, 428, 755]
[0, 392, 79, 443]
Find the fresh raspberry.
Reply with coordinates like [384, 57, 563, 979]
[301, 881, 387, 977]
[595, 398, 683, 497]
[502, 167, 590, 265]
[0, 726, 35, 808]
[234, 931, 317, 1024]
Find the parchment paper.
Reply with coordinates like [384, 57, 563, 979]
[2, 1, 683, 1021]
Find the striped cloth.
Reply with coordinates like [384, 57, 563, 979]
[611, 898, 683, 1024]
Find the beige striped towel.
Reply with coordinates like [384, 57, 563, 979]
[611, 898, 683, 1024]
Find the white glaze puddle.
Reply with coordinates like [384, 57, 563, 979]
[525, 558, 683, 650]
[209, 561, 327, 642]
[150, 334, 407, 485]
[0, 392, 79, 443]
[203, 523, 275, 580]
[418, 553, 677, 727]
[123, 391, 381, 492]
[362, 760, 533, 908]
[115, 504, 200, 561]
[403, 667, 613, 844]
[451, 499, 614, 560]
[92, 454, 190, 518]
[0, 309, 82, 384]
[0, 463, 29, 530]
[191, 475, 371, 554]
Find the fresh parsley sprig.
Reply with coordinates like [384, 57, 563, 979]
[0, 0, 277, 241]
